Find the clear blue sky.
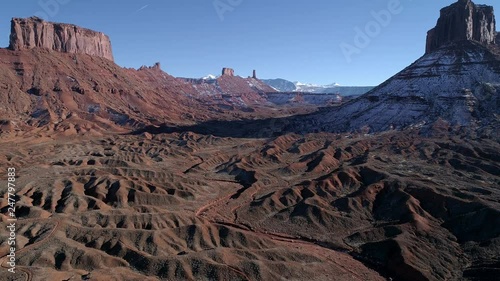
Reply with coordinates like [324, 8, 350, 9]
[0, 0, 498, 86]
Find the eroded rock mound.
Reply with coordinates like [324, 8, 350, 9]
[9, 17, 114, 61]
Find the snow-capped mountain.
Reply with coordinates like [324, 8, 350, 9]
[260, 79, 296, 92]
[262, 79, 373, 96]
[202, 74, 218, 80]
[299, 41, 500, 132]
[294, 81, 340, 92]
[284, 0, 500, 133]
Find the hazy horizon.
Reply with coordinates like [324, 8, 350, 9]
[1, 0, 498, 86]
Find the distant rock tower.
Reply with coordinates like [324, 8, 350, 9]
[252, 70, 257, 79]
[222, 68, 234, 76]
[138, 62, 161, 71]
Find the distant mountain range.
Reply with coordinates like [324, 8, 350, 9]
[202, 74, 218, 80]
[259, 78, 296, 92]
[261, 78, 373, 96]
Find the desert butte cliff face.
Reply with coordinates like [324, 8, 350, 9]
[426, 0, 497, 53]
[0, 17, 318, 136]
[290, 0, 500, 134]
[9, 17, 114, 61]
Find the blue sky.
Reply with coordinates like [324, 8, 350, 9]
[0, 0, 498, 86]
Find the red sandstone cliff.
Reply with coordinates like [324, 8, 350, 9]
[426, 0, 497, 53]
[9, 17, 114, 61]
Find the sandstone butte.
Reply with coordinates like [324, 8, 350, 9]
[9, 16, 114, 61]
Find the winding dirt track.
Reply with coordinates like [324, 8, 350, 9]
[194, 186, 367, 281]
[2, 128, 497, 280]
[0, 254, 32, 281]
[0, 219, 60, 281]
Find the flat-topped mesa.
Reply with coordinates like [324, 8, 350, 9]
[9, 17, 114, 61]
[426, 0, 497, 54]
[222, 68, 234, 76]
